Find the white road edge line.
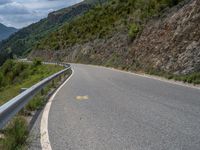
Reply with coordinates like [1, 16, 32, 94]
[106, 67, 200, 90]
[78, 63, 200, 90]
[40, 69, 74, 150]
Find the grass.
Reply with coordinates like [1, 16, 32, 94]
[25, 94, 44, 111]
[0, 116, 29, 150]
[147, 69, 200, 85]
[0, 60, 64, 105]
[1, 74, 69, 150]
[0, 60, 70, 150]
[25, 68, 70, 112]
[25, 83, 53, 111]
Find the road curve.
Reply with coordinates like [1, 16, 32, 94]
[45, 64, 200, 150]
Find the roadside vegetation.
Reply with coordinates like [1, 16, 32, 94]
[0, 59, 70, 150]
[0, 59, 63, 105]
[0, 83, 61, 150]
[0, 116, 29, 150]
[147, 69, 200, 85]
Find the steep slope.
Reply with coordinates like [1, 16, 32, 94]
[129, 0, 200, 74]
[30, 0, 198, 75]
[0, 23, 17, 41]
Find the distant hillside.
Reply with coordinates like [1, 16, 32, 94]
[0, 1, 93, 65]
[0, 23, 17, 41]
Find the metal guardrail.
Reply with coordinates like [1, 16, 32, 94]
[0, 62, 71, 129]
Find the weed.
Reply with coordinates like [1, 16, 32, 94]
[146, 68, 200, 85]
[25, 94, 44, 111]
[1, 116, 28, 150]
[128, 23, 139, 40]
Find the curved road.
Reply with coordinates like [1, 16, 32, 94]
[36, 64, 200, 150]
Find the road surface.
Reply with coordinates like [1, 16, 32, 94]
[33, 64, 200, 150]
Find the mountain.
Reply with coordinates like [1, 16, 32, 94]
[0, 1, 92, 54]
[30, 0, 198, 75]
[0, 23, 17, 41]
[0, 1, 98, 65]
[1, 0, 199, 79]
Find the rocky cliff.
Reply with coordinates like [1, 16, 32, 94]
[130, 0, 200, 74]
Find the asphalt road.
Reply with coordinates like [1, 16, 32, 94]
[41, 64, 200, 150]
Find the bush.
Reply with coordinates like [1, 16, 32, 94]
[0, 60, 32, 87]
[32, 59, 42, 67]
[1, 60, 14, 75]
[13, 63, 25, 77]
[26, 94, 44, 111]
[128, 23, 140, 40]
[147, 67, 200, 85]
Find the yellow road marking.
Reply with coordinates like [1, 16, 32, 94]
[76, 95, 89, 100]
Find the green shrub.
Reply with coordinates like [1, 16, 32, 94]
[32, 59, 42, 67]
[128, 23, 140, 40]
[26, 94, 44, 111]
[1, 60, 14, 75]
[147, 67, 200, 85]
[0, 60, 32, 87]
[13, 63, 26, 77]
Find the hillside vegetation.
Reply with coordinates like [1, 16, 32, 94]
[0, 60, 63, 105]
[36, 0, 182, 50]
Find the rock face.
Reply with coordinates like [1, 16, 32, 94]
[31, 0, 200, 74]
[130, 0, 200, 74]
[31, 32, 129, 68]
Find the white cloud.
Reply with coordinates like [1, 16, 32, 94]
[0, 0, 12, 5]
[0, 2, 31, 15]
[0, 0, 83, 28]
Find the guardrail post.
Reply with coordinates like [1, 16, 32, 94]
[20, 88, 28, 93]
[52, 79, 55, 87]
[59, 75, 62, 81]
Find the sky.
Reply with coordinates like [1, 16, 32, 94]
[0, 0, 83, 29]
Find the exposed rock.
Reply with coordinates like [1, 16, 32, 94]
[129, 0, 200, 74]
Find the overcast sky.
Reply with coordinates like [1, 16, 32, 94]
[0, 0, 83, 29]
